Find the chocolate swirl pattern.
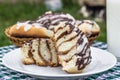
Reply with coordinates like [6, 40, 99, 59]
[37, 11, 75, 28]
[21, 38, 58, 66]
[50, 22, 91, 73]
[74, 20, 100, 44]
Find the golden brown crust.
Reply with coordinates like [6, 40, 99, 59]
[5, 23, 54, 47]
[5, 28, 34, 47]
[9, 24, 53, 38]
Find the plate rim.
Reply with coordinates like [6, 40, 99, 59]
[2, 47, 117, 78]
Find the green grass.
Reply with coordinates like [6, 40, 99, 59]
[0, 2, 106, 47]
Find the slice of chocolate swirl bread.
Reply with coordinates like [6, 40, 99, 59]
[50, 22, 92, 73]
[21, 38, 58, 67]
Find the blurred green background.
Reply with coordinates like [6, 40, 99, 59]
[0, 0, 106, 47]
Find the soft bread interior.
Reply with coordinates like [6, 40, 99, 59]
[21, 43, 35, 64]
[21, 38, 59, 66]
[58, 46, 76, 63]
[57, 37, 79, 54]
[40, 39, 51, 64]
[62, 56, 83, 73]
[47, 40, 58, 66]
[56, 32, 77, 47]
[31, 39, 46, 66]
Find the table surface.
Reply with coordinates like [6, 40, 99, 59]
[0, 41, 120, 80]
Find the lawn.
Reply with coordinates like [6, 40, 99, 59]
[0, 1, 106, 47]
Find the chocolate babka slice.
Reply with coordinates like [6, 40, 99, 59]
[50, 22, 92, 73]
[21, 38, 58, 66]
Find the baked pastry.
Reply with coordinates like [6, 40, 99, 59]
[5, 20, 53, 47]
[36, 11, 75, 27]
[21, 38, 58, 66]
[74, 20, 100, 44]
[21, 22, 91, 73]
[8, 21, 53, 38]
[50, 22, 91, 73]
[5, 28, 33, 47]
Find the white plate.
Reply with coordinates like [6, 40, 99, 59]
[2, 47, 117, 80]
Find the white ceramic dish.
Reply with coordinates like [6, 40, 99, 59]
[2, 47, 117, 80]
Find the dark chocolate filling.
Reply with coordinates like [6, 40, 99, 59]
[46, 40, 52, 63]
[76, 43, 91, 70]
